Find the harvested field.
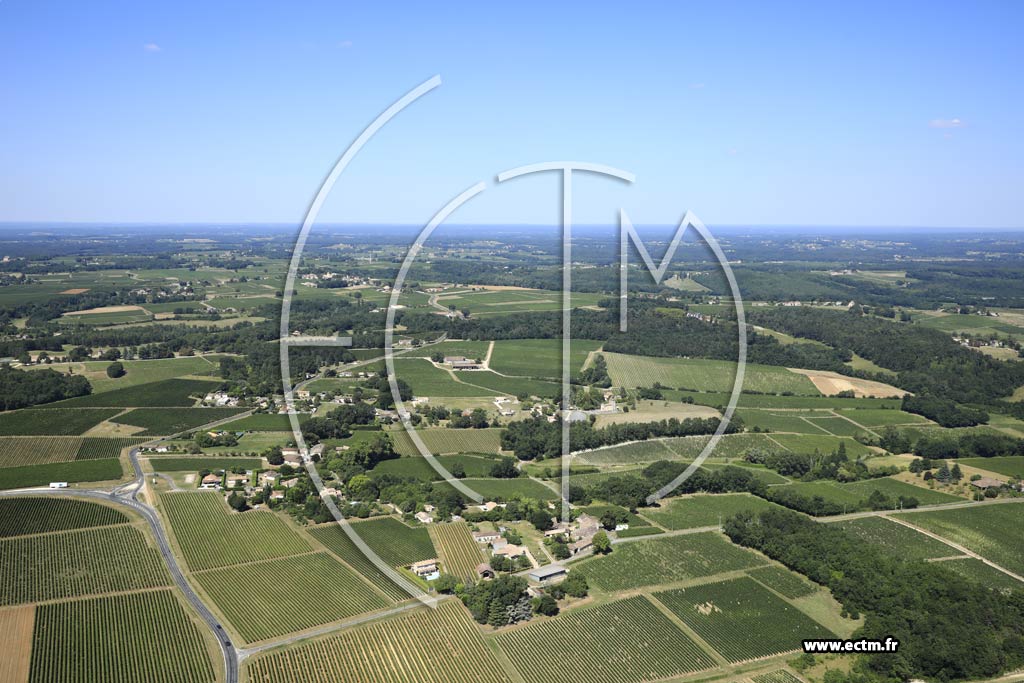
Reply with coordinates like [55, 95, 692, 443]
[787, 369, 906, 398]
[0, 605, 33, 683]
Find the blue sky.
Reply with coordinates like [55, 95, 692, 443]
[1, 1, 1021, 228]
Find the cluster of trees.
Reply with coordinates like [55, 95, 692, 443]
[502, 415, 737, 460]
[726, 508, 1024, 681]
[301, 402, 377, 441]
[575, 461, 767, 510]
[749, 307, 1024, 405]
[0, 366, 91, 410]
[762, 485, 918, 516]
[902, 394, 989, 428]
[912, 431, 1024, 460]
[459, 575, 531, 627]
[577, 353, 610, 387]
[744, 443, 897, 483]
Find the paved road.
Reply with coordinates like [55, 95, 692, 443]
[1, 450, 239, 683]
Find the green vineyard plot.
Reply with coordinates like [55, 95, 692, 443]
[245, 600, 512, 683]
[160, 491, 311, 572]
[194, 552, 390, 643]
[0, 408, 122, 436]
[833, 517, 958, 561]
[0, 525, 170, 605]
[0, 498, 129, 538]
[652, 577, 836, 662]
[29, 590, 216, 683]
[496, 596, 717, 683]
[577, 532, 765, 592]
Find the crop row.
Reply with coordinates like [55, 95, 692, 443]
[161, 491, 311, 571]
[0, 498, 129, 538]
[0, 524, 170, 605]
[29, 590, 215, 683]
[246, 600, 511, 683]
[429, 523, 483, 582]
[194, 552, 390, 643]
[652, 577, 835, 662]
[496, 596, 716, 683]
[577, 532, 765, 592]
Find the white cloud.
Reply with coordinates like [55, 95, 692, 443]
[143, 43, 161, 52]
[929, 117, 965, 129]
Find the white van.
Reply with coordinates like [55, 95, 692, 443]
[48, 482, 69, 489]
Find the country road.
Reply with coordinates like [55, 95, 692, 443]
[1, 451, 240, 683]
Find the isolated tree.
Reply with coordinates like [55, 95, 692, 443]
[592, 531, 611, 554]
[106, 361, 125, 378]
[227, 491, 248, 512]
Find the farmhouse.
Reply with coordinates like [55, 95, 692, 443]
[280, 477, 300, 488]
[444, 356, 482, 370]
[199, 473, 222, 489]
[569, 538, 593, 555]
[473, 530, 501, 544]
[258, 471, 280, 486]
[971, 477, 1006, 490]
[414, 511, 434, 524]
[281, 448, 302, 465]
[476, 563, 495, 580]
[528, 565, 567, 583]
[410, 559, 439, 578]
[492, 544, 526, 559]
[226, 474, 248, 488]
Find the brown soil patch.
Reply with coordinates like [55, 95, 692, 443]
[60, 288, 90, 295]
[787, 368, 907, 398]
[63, 304, 145, 316]
[0, 605, 35, 683]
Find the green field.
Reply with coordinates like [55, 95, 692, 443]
[835, 409, 929, 427]
[735, 410, 836, 434]
[765, 434, 874, 457]
[653, 577, 835, 662]
[939, 557, 1024, 593]
[436, 477, 558, 501]
[0, 498, 129, 537]
[752, 671, 805, 683]
[392, 359, 498, 397]
[148, 457, 262, 472]
[747, 565, 818, 599]
[604, 353, 820, 394]
[0, 436, 145, 468]
[403, 340, 491, 360]
[429, 522, 484, 582]
[678, 391, 902, 411]
[832, 517, 958, 561]
[35, 378, 220, 409]
[390, 427, 504, 456]
[0, 408, 122, 436]
[194, 552, 390, 642]
[489, 339, 602, 379]
[370, 454, 500, 481]
[32, 355, 222, 394]
[218, 413, 306, 431]
[307, 525, 408, 601]
[0, 437, 81, 467]
[112, 407, 247, 436]
[0, 459, 124, 490]
[29, 590, 216, 683]
[496, 596, 716, 683]
[897, 504, 1024, 576]
[451, 371, 562, 398]
[347, 517, 436, 567]
[646, 494, 783, 530]
[0, 524, 170, 605]
[161, 491, 312, 571]
[245, 600, 512, 683]
[957, 456, 1024, 478]
[576, 532, 765, 592]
